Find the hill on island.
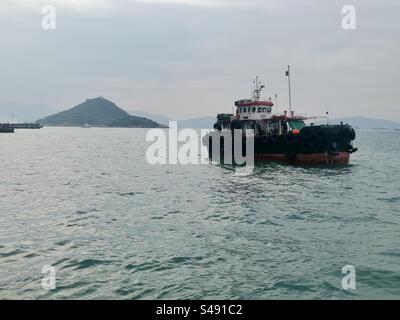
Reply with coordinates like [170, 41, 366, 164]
[37, 97, 162, 128]
[331, 117, 400, 130]
[131, 110, 215, 128]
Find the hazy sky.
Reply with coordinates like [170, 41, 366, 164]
[0, 0, 399, 120]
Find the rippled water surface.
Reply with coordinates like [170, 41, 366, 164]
[0, 128, 399, 299]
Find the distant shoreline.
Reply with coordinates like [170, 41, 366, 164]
[41, 124, 169, 129]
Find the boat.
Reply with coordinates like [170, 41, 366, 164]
[203, 71, 357, 165]
[0, 123, 14, 133]
[10, 123, 42, 129]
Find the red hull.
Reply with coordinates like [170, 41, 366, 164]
[255, 152, 350, 165]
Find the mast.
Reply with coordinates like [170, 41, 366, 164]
[253, 76, 265, 101]
[286, 65, 292, 113]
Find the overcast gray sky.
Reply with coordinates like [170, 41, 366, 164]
[0, 0, 399, 120]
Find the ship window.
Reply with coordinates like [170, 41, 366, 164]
[252, 107, 256, 113]
[258, 107, 262, 112]
[263, 108, 267, 112]
[248, 108, 251, 113]
[242, 108, 246, 113]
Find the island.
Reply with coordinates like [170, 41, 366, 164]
[37, 97, 164, 128]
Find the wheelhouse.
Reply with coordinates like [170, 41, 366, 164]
[213, 76, 308, 136]
[235, 100, 274, 120]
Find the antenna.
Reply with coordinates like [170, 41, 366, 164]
[252, 76, 265, 101]
[274, 93, 278, 111]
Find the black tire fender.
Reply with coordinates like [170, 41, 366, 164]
[302, 140, 314, 152]
[261, 134, 269, 143]
[270, 133, 280, 142]
[285, 132, 298, 145]
[284, 147, 296, 159]
[300, 126, 314, 140]
[327, 142, 339, 156]
[348, 128, 356, 140]
[315, 129, 327, 140]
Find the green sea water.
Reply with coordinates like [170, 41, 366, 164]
[0, 128, 399, 299]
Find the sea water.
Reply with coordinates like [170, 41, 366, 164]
[0, 128, 399, 299]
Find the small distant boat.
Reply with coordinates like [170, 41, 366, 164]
[83, 123, 91, 128]
[0, 124, 14, 133]
[0, 122, 41, 131]
[11, 123, 42, 129]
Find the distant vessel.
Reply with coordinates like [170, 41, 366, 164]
[0, 123, 41, 132]
[10, 123, 42, 129]
[0, 124, 14, 133]
[83, 123, 91, 128]
[203, 70, 358, 165]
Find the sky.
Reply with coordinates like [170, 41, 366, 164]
[0, 0, 399, 120]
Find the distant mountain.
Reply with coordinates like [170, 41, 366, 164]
[37, 97, 161, 128]
[106, 115, 162, 128]
[331, 117, 400, 130]
[131, 110, 171, 126]
[0, 103, 59, 123]
[130, 111, 216, 129]
[178, 117, 215, 129]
